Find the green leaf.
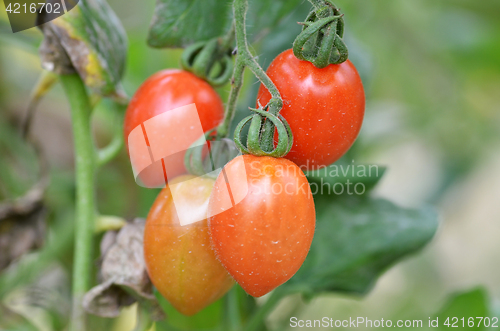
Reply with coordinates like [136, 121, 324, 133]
[435, 288, 490, 330]
[286, 195, 438, 296]
[39, 0, 127, 99]
[246, 0, 303, 39]
[147, 0, 303, 48]
[147, 0, 232, 48]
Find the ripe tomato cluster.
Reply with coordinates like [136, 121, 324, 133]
[125, 49, 364, 315]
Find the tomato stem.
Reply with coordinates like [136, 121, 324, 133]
[217, 60, 245, 138]
[60, 73, 97, 331]
[224, 287, 242, 330]
[243, 288, 290, 331]
[220, 0, 287, 156]
[97, 101, 126, 167]
[223, 0, 283, 130]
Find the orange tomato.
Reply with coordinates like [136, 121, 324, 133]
[144, 175, 234, 315]
[208, 155, 316, 297]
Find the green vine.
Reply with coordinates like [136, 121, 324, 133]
[60, 74, 126, 331]
[243, 287, 299, 331]
[60, 74, 96, 331]
[97, 101, 126, 167]
[219, 0, 294, 159]
[223, 287, 242, 331]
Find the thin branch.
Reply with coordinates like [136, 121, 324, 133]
[60, 74, 96, 331]
[217, 0, 283, 141]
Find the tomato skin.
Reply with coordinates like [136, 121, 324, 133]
[208, 155, 315, 297]
[124, 70, 224, 186]
[257, 49, 365, 170]
[144, 175, 234, 316]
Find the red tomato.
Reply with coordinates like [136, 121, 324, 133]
[208, 155, 315, 297]
[144, 175, 234, 316]
[124, 70, 224, 187]
[257, 49, 365, 170]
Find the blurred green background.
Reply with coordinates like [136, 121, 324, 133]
[0, 0, 499, 330]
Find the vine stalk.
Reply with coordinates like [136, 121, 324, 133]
[243, 287, 297, 331]
[224, 287, 242, 331]
[61, 74, 96, 331]
[216, 0, 282, 142]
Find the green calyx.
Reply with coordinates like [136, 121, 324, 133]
[234, 106, 293, 158]
[180, 37, 234, 87]
[293, 1, 348, 68]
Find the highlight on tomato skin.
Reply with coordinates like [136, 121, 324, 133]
[208, 155, 316, 297]
[257, 49, 365, 171]
[123, 70, 224, 187]
[143, 175, 234, 316]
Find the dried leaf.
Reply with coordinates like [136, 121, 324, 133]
[38, 0, 128, 100]
[83, 219, 165, 320]
[2, 263, 70, 331]
[0, 142, 49, 272]
[0, 207, 46, 271]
